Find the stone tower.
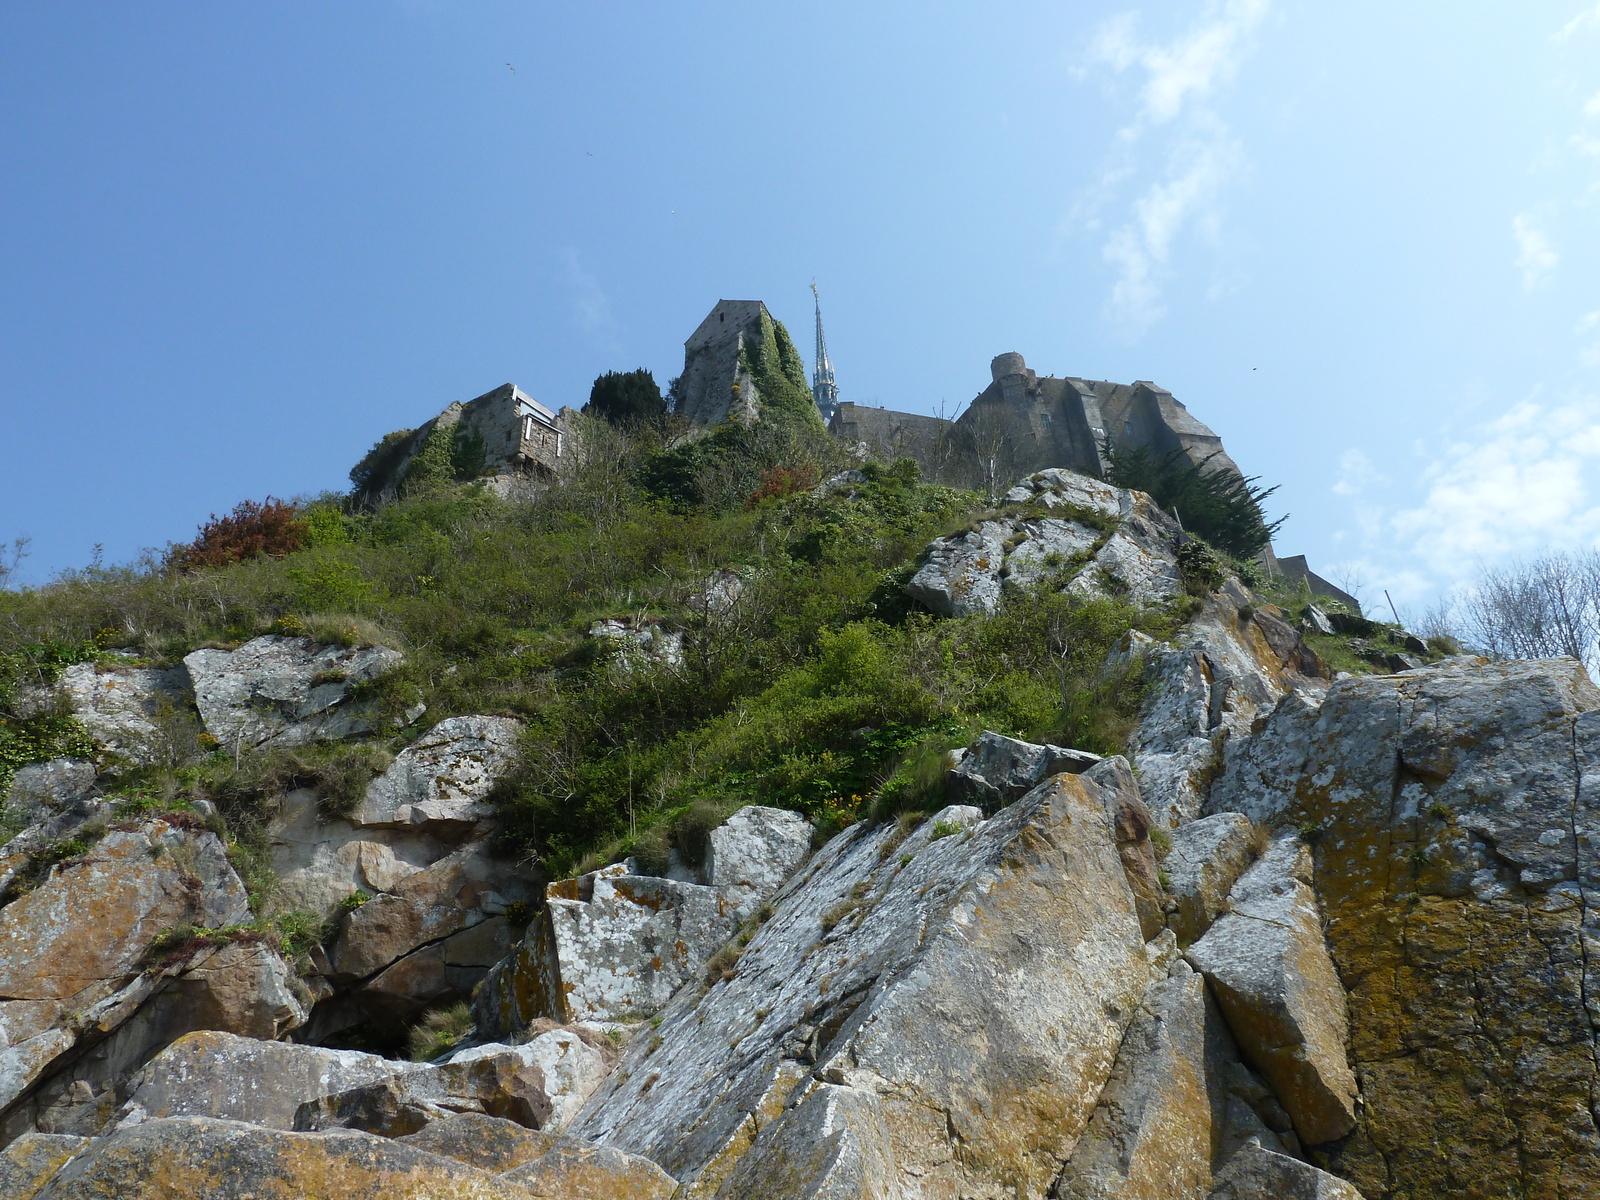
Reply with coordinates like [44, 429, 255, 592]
[810, 283, 838, 422]
[671, 300, 766, 427]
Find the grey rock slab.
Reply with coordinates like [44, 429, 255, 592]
[115, 1029, 416, 1130]
[183, 635, 402, 750]
[1209, 1137, 1366, 1199]
[998, 518, 1103, 595]
[1185, 838, 1358, 1146]
[1300, 605, 1336, 637]
[1066, 526, 1185, 607]
[572, 772, 1162, 1199]
[1164, 813, 1259, 946]
[295, 1047, 561, 1135]
[544, 865, 741, 1023]
[351, 715, 523, 831]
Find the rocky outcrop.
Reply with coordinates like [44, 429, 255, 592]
[904, 470, 1183, 617]
[17, 664, 188, 768]
[1207, 655, 1600, 1196]
[475, 805, 813, 1034]
[183, 636, 402, 749]
[0, 817, 252, 1127]
[1132, 586, 1327, 827]
[4, 761, 97, 829]
[588, 619, 684, 672]
[572, 774, 1163, 1198]
[1210, 1137, 1365, 1199]
[1186, 837, 1359, 1146]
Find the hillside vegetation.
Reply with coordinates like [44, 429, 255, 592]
[0, 408, 1278, 892]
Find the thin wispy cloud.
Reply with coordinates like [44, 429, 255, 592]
[1076, 0, 1272, 338]
[1557, 2, 1600, 41]
[1331, 448, 1382, 497]
[560, 249, 621, 352]
[1512, 214, 1558, 287]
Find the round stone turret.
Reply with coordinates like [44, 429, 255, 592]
[990, 352, 1027, 382]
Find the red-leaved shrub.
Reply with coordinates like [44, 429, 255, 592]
[746, 465, 819, 508]
[167, 497, 307, 572]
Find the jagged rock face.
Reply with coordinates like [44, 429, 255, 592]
[1210, 1137, 1366, 1199]
[1133, 587, 1328, 827]
[397, 1111, 553, 1172]
[475, 805, 814, 1033]
[183, 636, 402, 749]
[17, 664, 188, 768]
[0, 818, 251, 1123]
[31, 1117, 536, 1200]
[1208, 656, 1600, 1197]
[572, 775, 1163, 1199]
[904, 470, 1183, 618]
[115, 1030, 418, 1131]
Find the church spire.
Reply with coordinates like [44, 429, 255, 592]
[810, 282, 839, 422]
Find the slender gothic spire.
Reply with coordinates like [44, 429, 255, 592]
[810, 282, 839, 422]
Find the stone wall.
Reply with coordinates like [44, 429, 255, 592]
[669, 300, 766, 428]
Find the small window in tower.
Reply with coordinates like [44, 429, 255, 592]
[523, 416, 535, 442]
[1040, 412, 1052, 426]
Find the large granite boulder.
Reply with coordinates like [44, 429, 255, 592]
[0, 817, 250, 1124]
[571, 774, 1164, 1199]
[397, 1111, 553, 1172]
[904, 469, 1184, 617]
[704, 804, 812, 918]
[1186, 837, 1359, 1146]
[29, 1116, 535, 1199]
[351, 715, 523, 833]
[445, 1030, 610, 1134]
[1210, 1137, 1367, 1199]
[114, 1030, 417, 1130]
[1207, 656, 1600, 1196]
[182, 636, 402, 749]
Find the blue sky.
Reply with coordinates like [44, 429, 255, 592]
[2, 2, 1598, 615]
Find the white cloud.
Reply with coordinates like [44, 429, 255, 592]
[1585, 88, 1600, 118]
[1078, 1, 1271, 338]
[1512, 214, 1559, 286]
[1389, 395, 1600, 576]
[1558, 2, 1600, 40]
[1332, 448, 1382, 496]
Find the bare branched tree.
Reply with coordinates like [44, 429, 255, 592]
[1458, 550, 1600, 672]
[0, 535, 30, 590]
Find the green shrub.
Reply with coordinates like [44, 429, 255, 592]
[585, 369, 666, 428]
[1103, 439, 1283, 558]
[407, 1001, 475, 1061]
